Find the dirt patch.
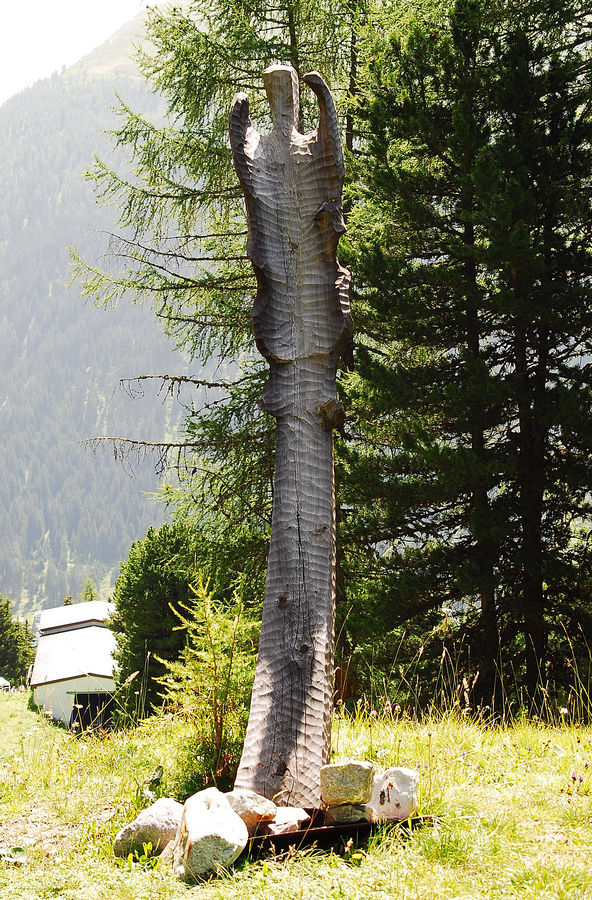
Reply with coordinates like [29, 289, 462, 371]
[0, 803, 117, 856]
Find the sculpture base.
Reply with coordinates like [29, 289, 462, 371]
[245, 809, 431, 857]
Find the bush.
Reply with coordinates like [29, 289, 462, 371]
[158, 576, 259, 792]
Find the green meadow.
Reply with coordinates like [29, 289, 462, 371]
[1, 692, 591, 899]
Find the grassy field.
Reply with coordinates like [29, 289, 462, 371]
[1, 692, 591, 899]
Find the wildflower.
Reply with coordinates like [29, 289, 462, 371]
[384, 701, 392, 713]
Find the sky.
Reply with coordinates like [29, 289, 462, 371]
[0, 1, 151, 106]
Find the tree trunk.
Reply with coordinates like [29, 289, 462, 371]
[515, 324, 548, 702]
[229, 65, 351, 807]
[463, 217, 500, 706]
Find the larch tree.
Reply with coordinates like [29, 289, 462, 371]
[72, 0, 364, 611]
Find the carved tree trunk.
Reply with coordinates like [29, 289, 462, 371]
[230, 65, 351, 807]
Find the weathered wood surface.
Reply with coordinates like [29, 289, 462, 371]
[230, 65, 351, 807]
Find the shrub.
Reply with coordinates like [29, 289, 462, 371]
[158, 576, 259, 793]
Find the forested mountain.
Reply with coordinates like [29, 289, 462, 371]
[0, 14, 184, 616]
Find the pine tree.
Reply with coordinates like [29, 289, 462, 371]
[345, 0, 592, 704]
[110, 522, 199, 714]
[0, 597, 35, 685]
[110, 519, 264, 715]
[80, 578, 99, 603]
[74, 0, 592, 710]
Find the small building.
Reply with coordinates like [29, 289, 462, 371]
[0, 676, 10, 691]
[30, 600, 117, 729]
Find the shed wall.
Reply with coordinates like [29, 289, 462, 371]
[33, 675, 115, 726]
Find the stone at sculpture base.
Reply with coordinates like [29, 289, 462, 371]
[264, 807, 310, 836]
[226, 788, 277, 835]
[324, 803, 368, 825]
[320, 760, 374, 807]
[173, 787, 248, 882]
[365, 767, 420, 822]
[112, 797, 183, 857]
[111, 763, 420, 880]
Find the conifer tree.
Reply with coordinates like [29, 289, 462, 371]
[73, 0, 364, 656]
[75, 0, 592, 708]
[110, 522, 199, 714]
[0, 597, 35, 685]
[110, 519, 266, 715]
[345, 0, 592, 703]
[80, 578, 99, 603]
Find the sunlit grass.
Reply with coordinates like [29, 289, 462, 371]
[1, 692, 591, 899]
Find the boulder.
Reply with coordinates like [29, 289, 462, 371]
[365, 767, 419, 822]
[113, 797, 183, 857]
[226, 788, 277, 835]
[266, 807, 310, 835]
[323, 803, 367, 825]
[173, 787, 248, 881]
[159, 839, 176, 865]
[320, 760, 374, 806]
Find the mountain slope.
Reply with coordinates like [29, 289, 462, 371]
[0, 20, 186, 616]
[67, 9, 150, 79]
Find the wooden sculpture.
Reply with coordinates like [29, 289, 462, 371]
[229, 65, 351, 808]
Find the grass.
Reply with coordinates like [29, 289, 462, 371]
[1, 693, 592, 899]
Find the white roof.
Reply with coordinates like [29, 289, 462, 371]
[38, 601, 114, 634]
[30, 625, 116, 686]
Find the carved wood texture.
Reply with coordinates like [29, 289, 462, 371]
[230, 65, 351, 807]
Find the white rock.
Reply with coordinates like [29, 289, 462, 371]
[113, 797, 183, 857]
[365, 767, 419, 822]
[226, 788, 277, 835]
[159, 839, 176, 865]
[320, 760, 374, 806]
[173, 787, 248, 881]
[266, 807, 310, 835]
